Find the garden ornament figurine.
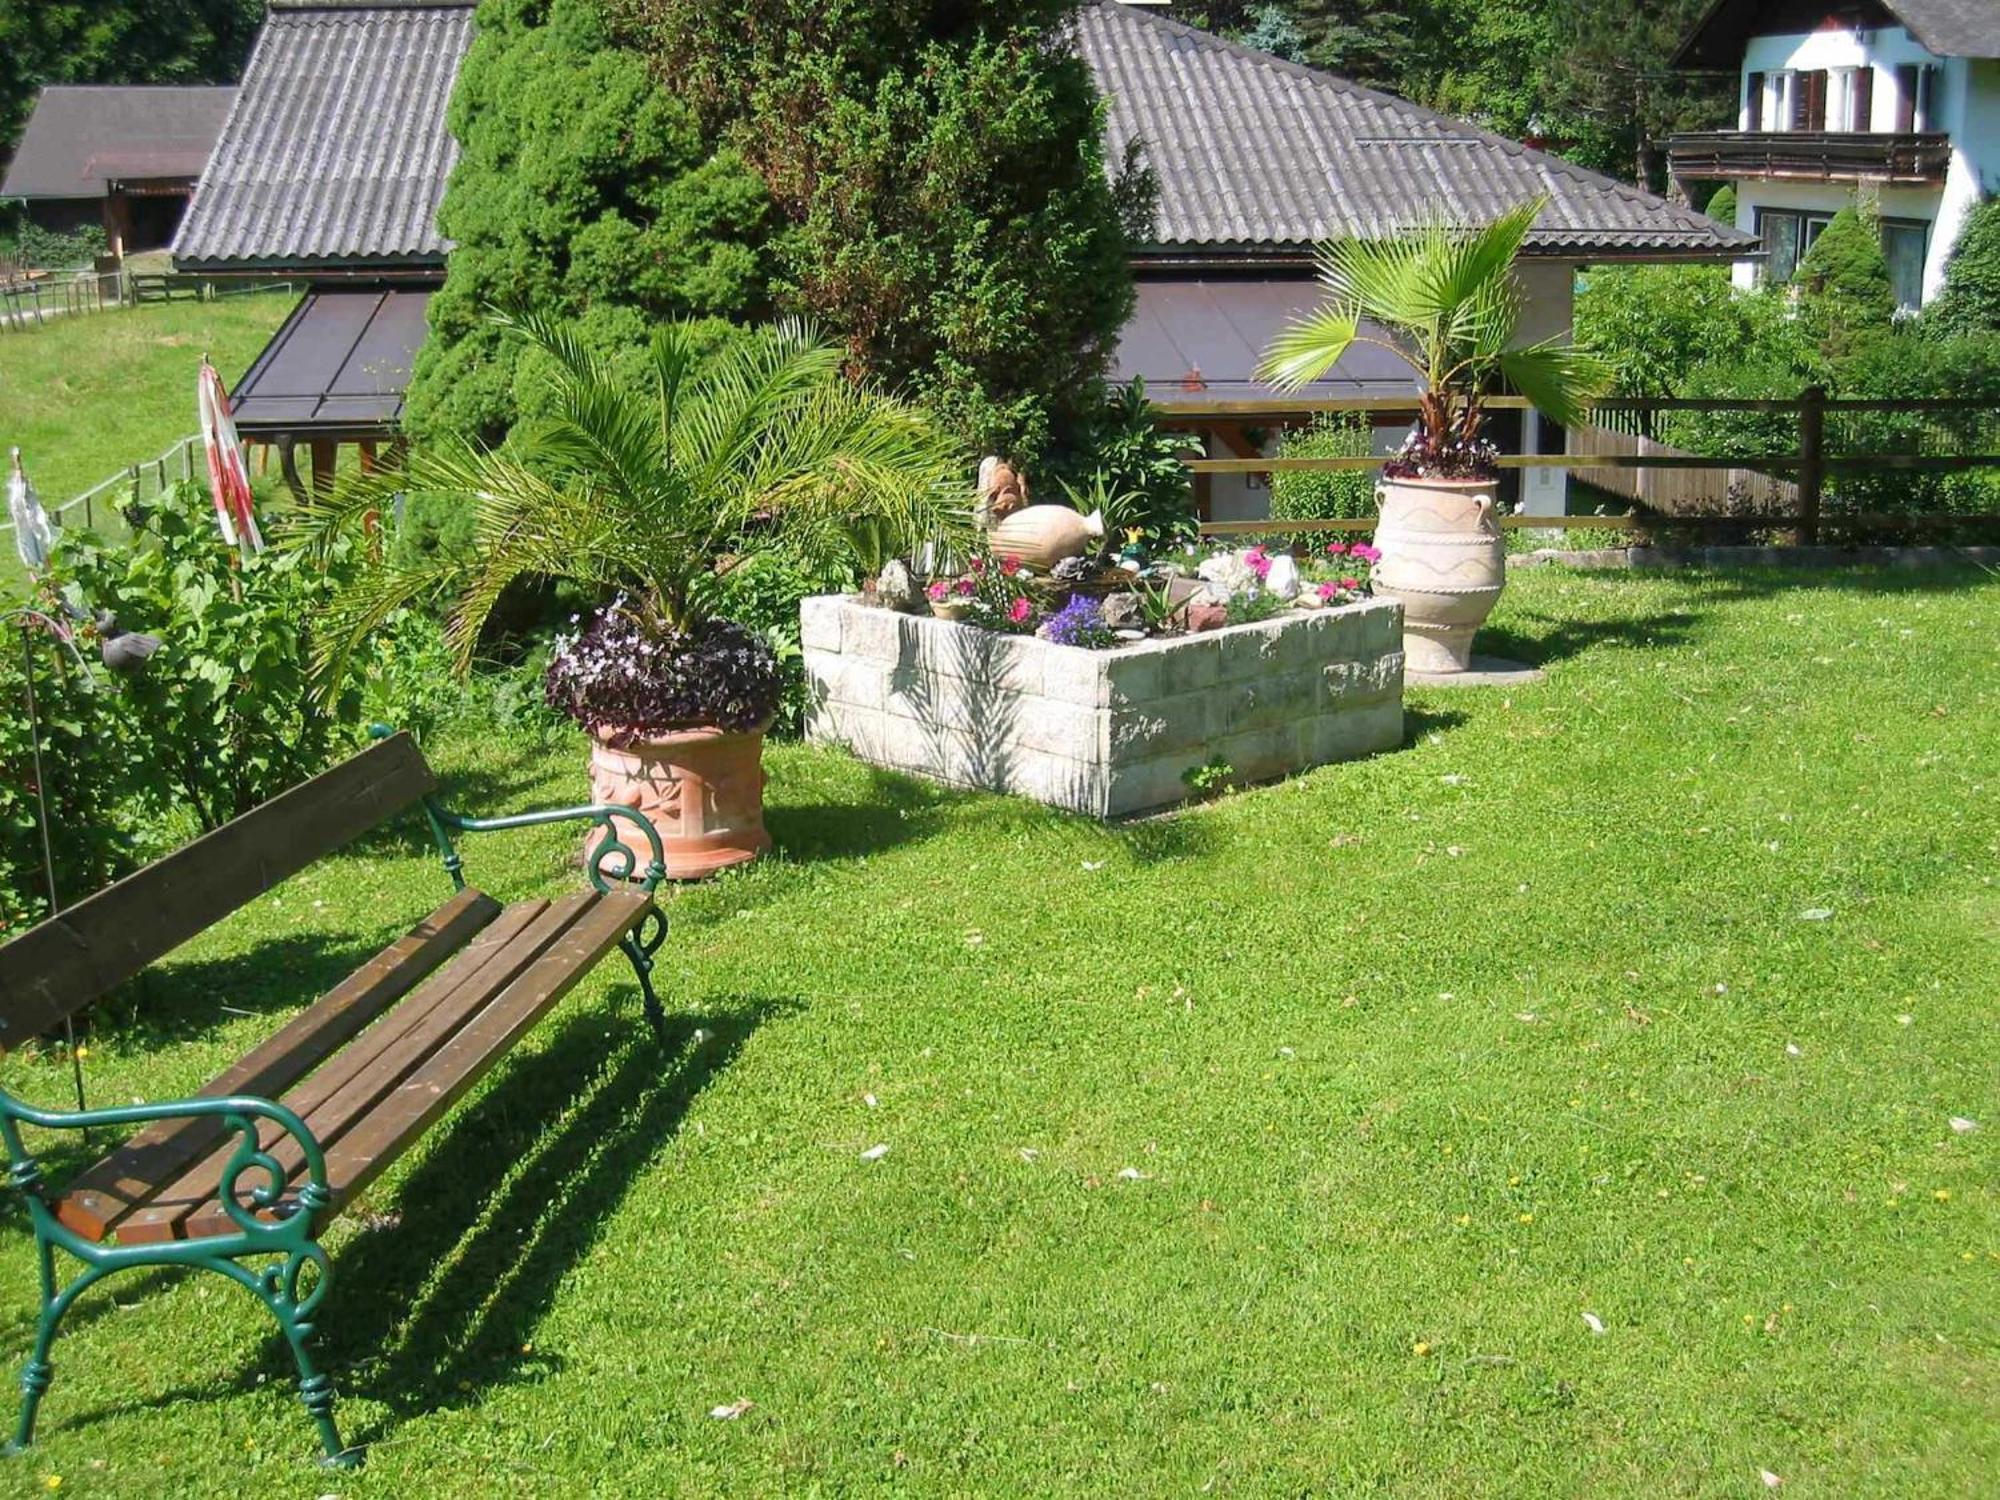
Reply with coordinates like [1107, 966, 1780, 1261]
[976, 456, 1030, 527]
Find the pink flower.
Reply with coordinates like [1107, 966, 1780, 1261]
[1316, 581, 1338, 601]
[969, 555, 988, 575]
[999, 555, 1023, 578]
[1244, 545, 1272, 581]
[927, 580, 948, 602]
[954, 576, 977, 596]
[1350, 543, 1382, 564]
[1325, 541, 1348, 557]
[1338, 576, 1360, 591]
[1007, 597, 1033, 624]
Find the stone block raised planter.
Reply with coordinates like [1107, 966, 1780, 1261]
[801, 594, 1406, 818]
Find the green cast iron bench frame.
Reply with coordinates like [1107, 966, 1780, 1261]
[0, 730, 669, 1468]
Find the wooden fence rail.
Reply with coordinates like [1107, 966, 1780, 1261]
[1177, 388, 2000, 545]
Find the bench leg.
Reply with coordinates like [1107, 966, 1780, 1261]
[248, 1250, 360, 1469]
[621, 907, 669, 1039]
[3, 1238, 69, 1457]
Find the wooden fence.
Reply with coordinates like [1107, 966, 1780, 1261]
[1180, 390, 2000, 545]
[0, 436, 202, 547]
[0, 271, 296, 330]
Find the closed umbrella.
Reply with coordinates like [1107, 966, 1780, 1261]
[198, 354, 263, 553]
[8, 446, 54, 574]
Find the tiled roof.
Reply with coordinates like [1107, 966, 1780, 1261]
[1677, 0, 2000, 65]
[1, 87, 235, 200]
[1078, 1, 1755, 258]
[173, 1, 474, 270]
[1884, 0, 2000, 57]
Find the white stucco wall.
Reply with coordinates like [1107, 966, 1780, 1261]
[1727, 26, 2000, 301]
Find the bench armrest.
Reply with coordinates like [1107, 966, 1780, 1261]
[1, 1089, 333, 1231]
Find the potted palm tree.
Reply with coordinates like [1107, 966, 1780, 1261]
[310, 312, 965, 878]
[1259, 197, 1611, 673]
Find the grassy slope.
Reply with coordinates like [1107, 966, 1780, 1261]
[0, 565, 1993, 1497]
[0, 292, 296, 588]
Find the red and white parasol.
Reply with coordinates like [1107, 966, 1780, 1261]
[197, 354, 263, 553]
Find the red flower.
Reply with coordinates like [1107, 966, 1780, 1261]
[1338, 576, 1360, 591]
[1007, 597, 1033, 624]
[954, 576, 977, 596]
[1325, 541, 1348, 556]
[999, 555, 1023, 578]
[969, 556, 988, 575]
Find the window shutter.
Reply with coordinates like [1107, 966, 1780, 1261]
[1747, 71, 1766, 130]
[1804, 70, 1828, 131]
[1895, 64, 1919, 130]
[1851, 67, 1873, 131]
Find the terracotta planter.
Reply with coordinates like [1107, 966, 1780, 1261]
[986, 505, 1105, 570]
[1372, 475, 1505, 673]
[586, 724, 771, 881]
[930, 600, 974, 622]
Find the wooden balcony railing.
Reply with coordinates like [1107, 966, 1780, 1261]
[1666, 130, 1952, 185]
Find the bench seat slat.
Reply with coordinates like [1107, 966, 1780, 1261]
[312, 890, 648, 1218]
[54, 886, 502, 1240]
[108, 894, 580, 1246]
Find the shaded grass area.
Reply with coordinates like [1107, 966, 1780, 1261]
[0, 565, 1994, 1496]
[0, 291, 296, 590]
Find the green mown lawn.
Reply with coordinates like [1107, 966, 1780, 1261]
[1, 565, 1993, 1497]
[0, 291, 296, 590]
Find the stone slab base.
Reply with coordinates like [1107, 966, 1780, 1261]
[801, 594, 1406, 818]
[1405, 656, 1548, 688]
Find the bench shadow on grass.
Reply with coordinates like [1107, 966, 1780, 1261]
[26, 994, 790, 1452]
[331, 994, 793, 1441]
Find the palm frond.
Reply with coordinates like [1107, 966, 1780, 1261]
[1497, 340, 1614, 430]
[1258, 304, 1368, 392]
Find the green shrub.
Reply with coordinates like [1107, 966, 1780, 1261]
[1796, 203, 1896, 356]
[0, 218, 108, 271]
[1825, 328, 2000, 521]
[1049, 379, 1198, 552]
[404, 0, 772, 444]
[1704, 184, 1736, 227]
[0, 617, 133, 935]
[1269, 413, 1376, 525]
[1575, 263, 1792, 397]
[1927, 197, 2000, 340]
[714, 548, 858, 736]
[51, 484, 371, 833]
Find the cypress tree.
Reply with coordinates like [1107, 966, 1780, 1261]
[404, 0, 772, 445]
[1927, 197, 2000, 339]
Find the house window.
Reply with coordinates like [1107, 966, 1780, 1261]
[1746, 71, 1766, 130]
[1850, 66, 1874, 131]
[1882, 219, 1929, 309]
[1756, 208, 1930, 308]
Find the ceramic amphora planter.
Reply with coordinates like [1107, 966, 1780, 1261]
[587, 724, 771, 880]
[1372, 475, 1505, 673]
[986, 505, 1105, 570]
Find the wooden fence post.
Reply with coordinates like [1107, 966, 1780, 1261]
[1795, 386, 1826, 546]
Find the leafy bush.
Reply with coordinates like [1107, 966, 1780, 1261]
[1269, 413, 1376, 524]
[1927, 197, 2000, 340]
[0, 217, 108, 271]
[52, 484, 370, 832]
[713, 547, 857, 735]
[617, 0, 1145, 461]
[1574, 263, 1804, 397]
[1051, 379, 1198, 551]
[1704, 183, 1736, 227]
[1823, 328, 2000, 521]
[0, 615, 133, 935]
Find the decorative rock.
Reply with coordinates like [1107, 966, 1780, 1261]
[875, 559, 924, 613]
[1265, 553, 1301, 600]
[1101, 590, 1145, 631]
[1187, 600, 1228, 632]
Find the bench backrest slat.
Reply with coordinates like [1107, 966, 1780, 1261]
[0, 733, 437, 1052]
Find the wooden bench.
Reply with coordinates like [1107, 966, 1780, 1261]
[0, 731, 668, 1468]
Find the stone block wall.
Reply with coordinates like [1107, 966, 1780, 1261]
[802, 595, 1405, 818]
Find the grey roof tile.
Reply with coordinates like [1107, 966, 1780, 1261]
[1078, 1, 1755, 257]
[172, 1, 474, 270]
[1, 87, 235, 200]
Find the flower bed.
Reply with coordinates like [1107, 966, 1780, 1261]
[801, 593, 1405, 818]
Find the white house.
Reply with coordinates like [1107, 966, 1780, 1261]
[1670, 0, 2000, 307]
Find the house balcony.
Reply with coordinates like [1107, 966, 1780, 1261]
[1666, 131, 1951, 187]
